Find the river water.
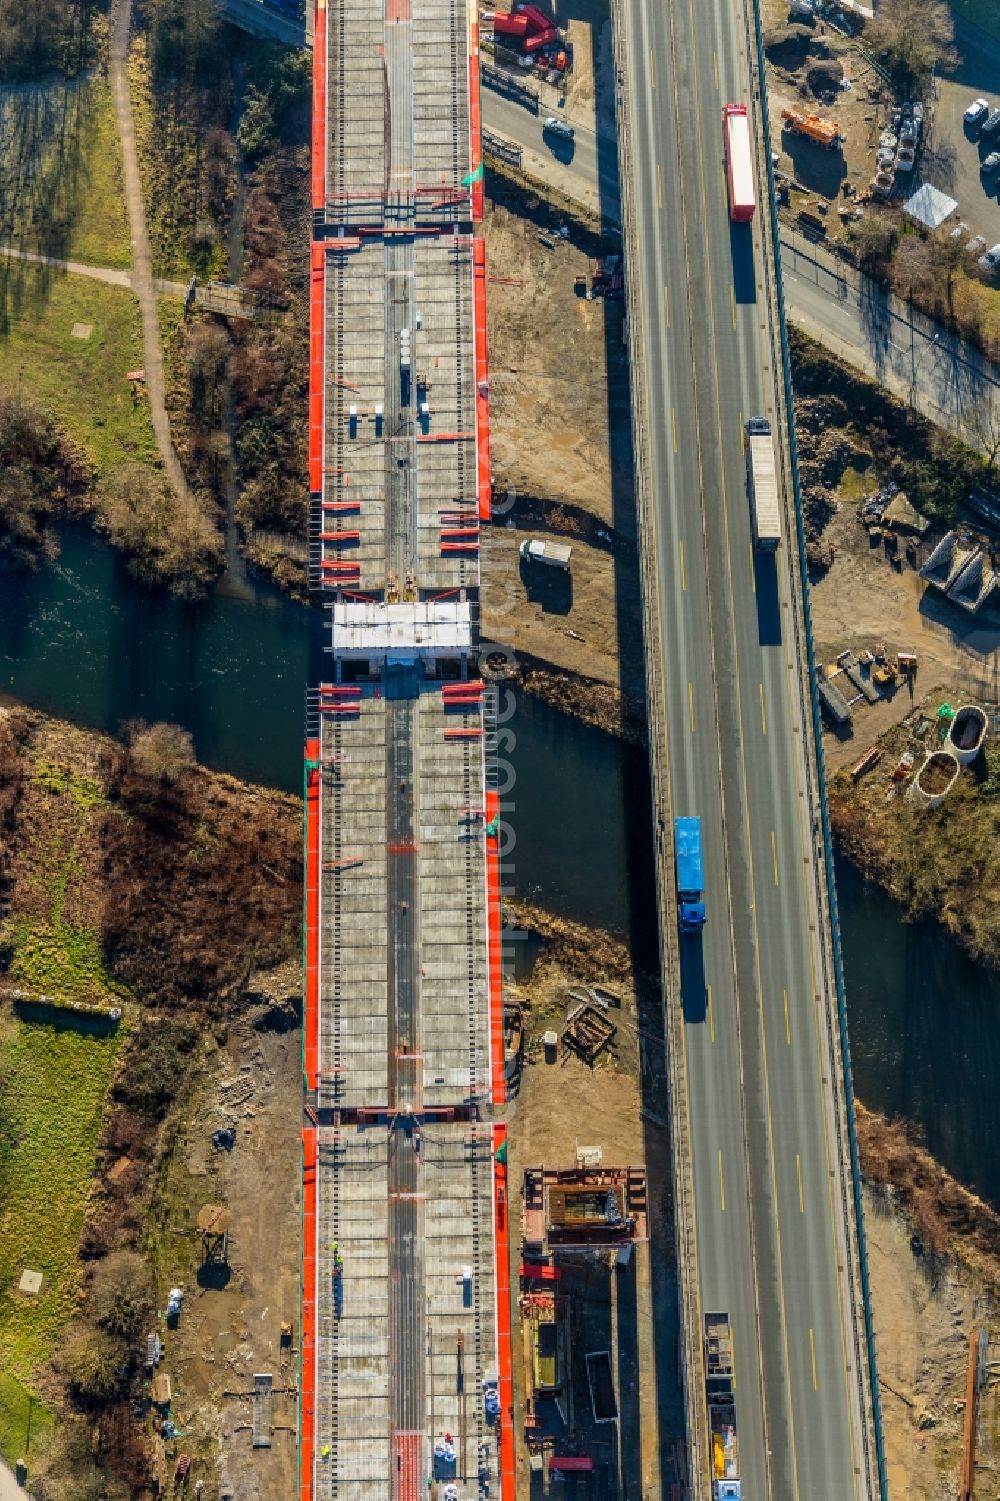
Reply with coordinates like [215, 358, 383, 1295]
[3, 529, 1000, 1204]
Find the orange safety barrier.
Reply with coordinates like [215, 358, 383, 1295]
[311, 0, 327, 213]
[468, 20, 484, 223]
[444, 726, 484, 739]
[395, 1432, 422, 1501]
[440, 527, 481, 539]
[441, 541, 480, 554]
[300, 1128, 317, 1501]
[473, 240, 491, 520]
[321, 500, 361, 513]
[304, 740, 321, 1091]
[416, 431, 474, 443]
[485, 789, 504, 1105]
[309, 245, 325, 496]
[318, 531, 361, 545]
[318, 683, 361, 694]
[492, 1122, 516, 1497]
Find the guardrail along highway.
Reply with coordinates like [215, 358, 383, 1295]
[616, 0, 885, 1496]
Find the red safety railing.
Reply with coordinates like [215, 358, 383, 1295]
[311, 0, 327, 213]
[300, 1128, 318, 1501]
[485, 788, 504, 1104]
[309, 245, 325, 496]
[469, 19, 484, 222]
[492, 1122, 516, 1496]
[473, 240, 491, 520]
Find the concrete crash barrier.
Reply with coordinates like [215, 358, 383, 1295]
[946, 705, 987, 766]
[911, 749, 960, 809]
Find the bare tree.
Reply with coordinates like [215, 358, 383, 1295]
[867, 0, 956, 92]
[849, 212, 898, 271]
[128, 722, 196, 784]
[891, 234, 937, 304]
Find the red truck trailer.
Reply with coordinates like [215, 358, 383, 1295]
[722, 104, 756, 222]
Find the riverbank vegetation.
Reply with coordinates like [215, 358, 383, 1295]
[829, 701, 1000, 967]
[0, 705, 302, 1491]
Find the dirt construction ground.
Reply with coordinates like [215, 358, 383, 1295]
[866, 1186, 983, 1501]
[149, 966, 302, 1500]
[503, 952, 683, 1501]
[483, 196, 643, 707]
[809, 495, 1000, 771]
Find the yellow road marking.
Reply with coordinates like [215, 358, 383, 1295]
[649, 48, 656, 87]
[783, 988, 791, 1045]
[712, 49, 719, 87]
[730, 284, 737, 329]
[663, 284, 670, 327]
[688, 681, 696, 734]
[749, 543, 756, 593]
[759, 682, 767, 735]
[657, 163, 663, 209]
[739, 411, 744, 448]
[771, 830, 780, 885]
[672, 405, 679, 453]
[707, 983, 715, 1042]
[718, 1150, 726, 1212]
[809, 1327, 819, 1391]
[796, 1153, 805, 1213]
[679, 537, 687, 591]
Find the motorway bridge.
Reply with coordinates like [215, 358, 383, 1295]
[617, 0, 886, 1496]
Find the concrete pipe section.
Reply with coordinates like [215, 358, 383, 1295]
[911, 749, 961, 809]
[947, 705, 988, 766]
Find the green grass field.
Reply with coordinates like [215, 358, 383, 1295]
[950, 0, 1000, 43]
[0, 1016, 121, 1464]
[1, 75, 131, 271]
[0, 269, 158, 478]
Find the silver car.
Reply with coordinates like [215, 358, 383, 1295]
[542, 116, 574, 140]
[978, 242, 1000, 273]
[964, 96, 989, 126]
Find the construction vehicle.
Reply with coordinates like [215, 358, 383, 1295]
[705, 1313, 742, 1498]
[723, 104, 756, 222]
[674, 816, 706, 932]
[781, 107, 843, 149]
[745, 417, 780, 550]
[520, 538, 572, 569]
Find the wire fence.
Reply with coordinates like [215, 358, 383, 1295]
[747, 2, 889, 1496]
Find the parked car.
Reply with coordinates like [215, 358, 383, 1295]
[978, 243, 1000, 273]
[982, 151, 1000, 175]
[982, 108, 1000, 138]
[542, 115, 574, 140]
[965, 97, 990, 127]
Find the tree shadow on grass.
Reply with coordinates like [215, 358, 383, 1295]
[0, 72, 95, 336]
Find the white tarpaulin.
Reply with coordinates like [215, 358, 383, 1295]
[903, 182, 958, 230]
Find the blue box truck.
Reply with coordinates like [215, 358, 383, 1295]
[675, 816, 706, 931]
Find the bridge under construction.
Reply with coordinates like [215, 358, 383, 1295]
[299, 0, 514, 1497]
